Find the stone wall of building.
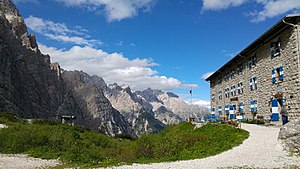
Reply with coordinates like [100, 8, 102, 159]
[210, 19, 300, 121]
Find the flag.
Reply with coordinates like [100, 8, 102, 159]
[189, 89, 192, 95]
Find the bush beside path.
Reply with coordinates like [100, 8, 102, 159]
[105, 123, 300, 169]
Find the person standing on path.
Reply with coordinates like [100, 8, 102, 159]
[280, 105, 288, 125]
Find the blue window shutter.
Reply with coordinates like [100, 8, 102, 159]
[279, 66, 284, 81]
[239, 102, 244, 113]
[218, 106, 222, 115]
[250, 78, 253, 91]
[272, 69, 276, 84]
[271, 100, 279, 121]
[250, 101, 254, 112]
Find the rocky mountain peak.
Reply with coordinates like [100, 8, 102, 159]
[0, 0, 38, 51]
[166, 92, 179, 98]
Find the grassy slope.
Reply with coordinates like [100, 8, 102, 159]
[0, 112, 249, 167]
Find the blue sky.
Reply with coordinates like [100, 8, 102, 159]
[14, 0, 300, 107]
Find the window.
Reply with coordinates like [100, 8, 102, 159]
[237, 63, 243, 75]
[248, 55, 257, 69]
[250, 77, 257, 91]
[250, 100, 258, 113]
[225, 105, 229, 114]
[270, 41, 282, 58]
[218, 106, 222, 115]
[225, 88, 230, 98]
[233, 85, 236, 96]
[217, 76, 222, 85]
[238, 82, 243, 94]
[272, 66, 284, 84]
[218, 91, 222, 100]
[239, 102, 244, 114]
[211, 94, 215, 101]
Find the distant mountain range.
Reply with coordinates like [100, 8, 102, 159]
[0, 0, 209, 137]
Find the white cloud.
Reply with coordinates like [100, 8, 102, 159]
[202, 0, 247, 11]
[201, 0, 300, 22]
[55, 0, 156, 22]
[250, 0, 300, 22]
[24, 16, 102, 47]
[39, 44, 198, 91]
[201, 72, 214, 79]
[193, 100, 211, 108]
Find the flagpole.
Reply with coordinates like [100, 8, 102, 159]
[190, 87, 193, 119]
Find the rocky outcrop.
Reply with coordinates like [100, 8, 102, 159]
[0, 2, 63, 118]
[0, 0, 38, 51]
[278, 119, 300, 153]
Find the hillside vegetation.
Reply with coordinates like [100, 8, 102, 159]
[0, 112, 249, 167]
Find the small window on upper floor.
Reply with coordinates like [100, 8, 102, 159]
[237, 63, 243, 75]
[270, 40, 282, 58]
[237, 82, 243, 94]
[225, 88, 230, 98]
[248, 55, 257, 69]
[272, 66, 284, 84]
[211, 94, 215, 101]
[217, 76, 222, 85]
[250, 77, 257, 91]
[218, 91, 222, 100]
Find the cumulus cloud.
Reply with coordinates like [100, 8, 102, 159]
[193, 100, 211, 108]
[24, 16, 102, 47]
[39, 44, 198, 91]
[201, 0, 300, 22]
[201, 72, 214, 79]
[55, 0, 156, 22]
[250, 0, 300, 22]
[202, 0, 247, 11]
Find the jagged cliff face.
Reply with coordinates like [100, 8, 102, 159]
[0, 0, 134, 137]
[0, 0, 64, 118]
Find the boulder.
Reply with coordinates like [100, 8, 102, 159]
[278, 119, 300, 153]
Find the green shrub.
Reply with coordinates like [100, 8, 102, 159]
[0, 112, 23, 125]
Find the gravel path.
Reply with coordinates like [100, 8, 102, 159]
[106, 123, 300, 169]
[0, 154, 59, 169]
